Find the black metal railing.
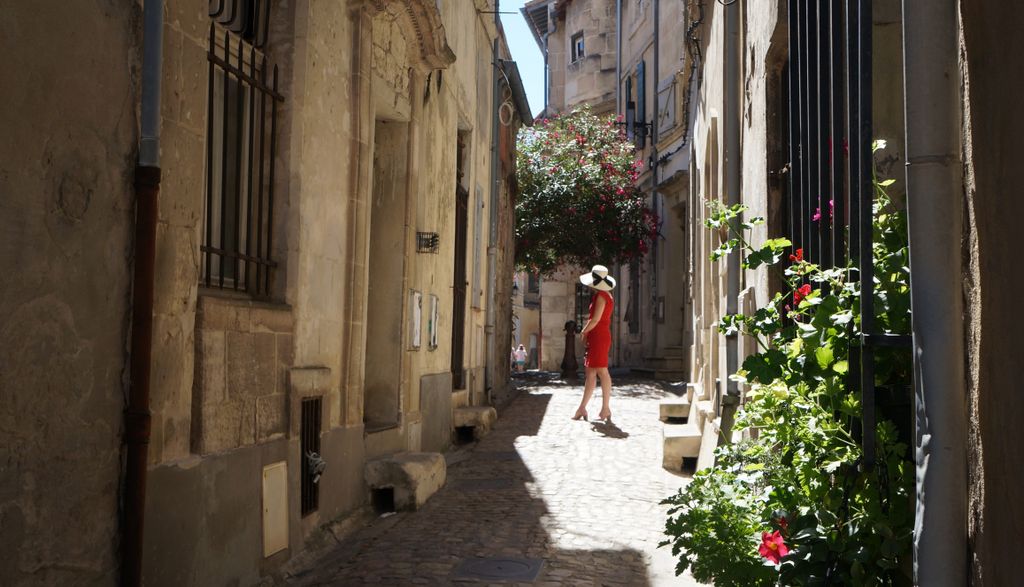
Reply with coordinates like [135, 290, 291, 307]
[202, 23, 282, 298]
[300, 396, 322, 516]
[785, 0, 909, 466]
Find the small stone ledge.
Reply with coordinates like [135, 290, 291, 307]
[363, 452, 446, 511]
[453, 406, 498, 440]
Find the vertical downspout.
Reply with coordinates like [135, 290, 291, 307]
[651, 0, 660, 361]
[901, 1, 967, 584]
[719, 0, 742, 440]
[614, 0, 623, 365]
[123, 0, 163, 584]
[486, 5, 501, 404]
[615, 0, 622, 113]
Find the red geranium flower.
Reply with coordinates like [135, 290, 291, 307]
[793, 284, 812, 305]
[788, 248, 803, 263]
[759, 530, 789, 564]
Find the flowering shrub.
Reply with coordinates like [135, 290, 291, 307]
[662, 142, 913, 586]
[515, 105, 658, 273]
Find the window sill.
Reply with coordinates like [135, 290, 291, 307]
[198, 287, 291, 312]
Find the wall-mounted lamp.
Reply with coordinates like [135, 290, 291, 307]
[616, 100, 653, 149]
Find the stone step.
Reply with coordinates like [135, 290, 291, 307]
[659, 398, 691, 422]
[662, 423, 703, 470]
[685, 383, 698, 403]
[629, 367, 688, 382]
[453, 406, 498, 441]
[694, 400, 716, 432]
[642, 355, 686, 369]
[364, 452, 446, 511]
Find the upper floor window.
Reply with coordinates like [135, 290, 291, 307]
[201, 4, 284, 298]
[571, 32, 585, 63]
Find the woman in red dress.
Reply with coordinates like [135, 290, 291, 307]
[573, 264, 616, 422]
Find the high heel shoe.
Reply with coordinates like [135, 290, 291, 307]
[572, 408, 588, 421]
[598, 409, 612, 422]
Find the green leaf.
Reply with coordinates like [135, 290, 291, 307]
[815, 346, 834, 369]
[832, 360, 849, 374]
[879, 178, 896, 187]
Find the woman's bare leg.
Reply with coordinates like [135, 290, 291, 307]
[574, 367, 598, 419]
[597, 368, 612, 420]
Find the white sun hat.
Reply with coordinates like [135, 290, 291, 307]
[579, 264, 617, 291]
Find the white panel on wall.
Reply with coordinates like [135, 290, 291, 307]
[262, 461, 288, 557]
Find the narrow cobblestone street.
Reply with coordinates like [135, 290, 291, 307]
[284, 374, 703, 586]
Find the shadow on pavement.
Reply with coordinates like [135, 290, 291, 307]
[287, 388, 669, 586]
[590, 419, 629, 439]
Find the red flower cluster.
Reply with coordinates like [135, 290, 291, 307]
[793, 284, 812, 305]
[759, 530, 789, 564]
[789, 248, 803, 263]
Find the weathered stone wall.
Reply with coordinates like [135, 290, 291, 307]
[960, 2, 1024, 582]
[0, 1, 138, 584]
[562, 0, 617, 112]
[191, 297, 293, 454]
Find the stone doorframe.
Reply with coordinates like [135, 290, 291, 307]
[341, 0, 455, 428]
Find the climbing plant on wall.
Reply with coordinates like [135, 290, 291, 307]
[515, 105, 658, 274]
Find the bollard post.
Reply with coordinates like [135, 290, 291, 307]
[560, 320, 579, 380]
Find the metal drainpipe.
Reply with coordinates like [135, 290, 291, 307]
[613, 0, 622, 366]
[123, 0, 163, 584]
[615, 0, 622, 113]
[485, 5, 500, 404]
[719, 0, 741, 441]
[651, 0, 660, 362]
[900, 1, 967, 583]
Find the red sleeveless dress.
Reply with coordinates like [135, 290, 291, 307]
[584, 290, 614, 368]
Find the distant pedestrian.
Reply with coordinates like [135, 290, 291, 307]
[514, 344, 528, 372]
[573, 264, 615, 422]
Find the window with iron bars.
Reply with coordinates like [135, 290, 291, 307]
[574, 283, 591, 331]
[202, 1, 283, 299]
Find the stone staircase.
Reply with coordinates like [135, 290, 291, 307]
[631, 345, 688, 381]
[661, 381, 733, 472]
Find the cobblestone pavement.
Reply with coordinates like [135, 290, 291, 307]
[286, 373, 704, 586]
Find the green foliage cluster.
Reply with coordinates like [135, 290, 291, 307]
[662, 142, 914, 586]
[515, 105, 657, 274]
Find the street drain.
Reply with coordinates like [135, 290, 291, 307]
[452, 478, 514, 491]
[452, 557, 544, 582]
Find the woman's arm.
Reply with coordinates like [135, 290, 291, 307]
[579, 294, 606, 336]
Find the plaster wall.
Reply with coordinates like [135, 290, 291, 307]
[0, 2, 138, 583]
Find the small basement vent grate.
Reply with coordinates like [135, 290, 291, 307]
[452, 557, 544, 582]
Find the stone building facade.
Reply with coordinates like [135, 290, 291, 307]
[523, 0, 692, 376]
[0, 0, 529, 585]
[681, 0, 1023, 583]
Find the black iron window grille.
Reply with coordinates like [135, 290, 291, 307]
[300, 396, 323, 516]
[574, 283, 591, 332]
[209, 0, 271, 49]
[784, 0, 911, 466]
[416, 231, 440, 254]
[201, 21, 282, 298]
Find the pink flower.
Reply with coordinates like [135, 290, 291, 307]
[812, 200, 835, 222]
[759, 530, 789, 564]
